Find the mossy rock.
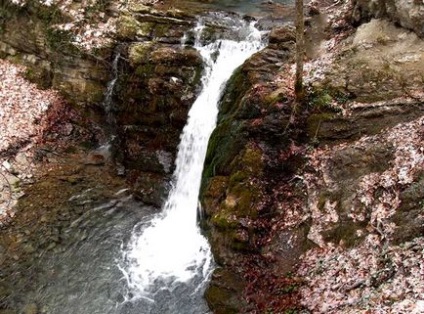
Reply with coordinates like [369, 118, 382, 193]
[45, 28, 80, 55]
[233, 144, 263, 175]
[24, 62, 53, 89]
[210, 210, 240, 230]
[204, 268, 248, 314]
[127, 2, 151, 13]
[53, 78, 105, 106]
[152, 22, 173, 38]
[202, 176, 228, 216]
[128, 42, 154, 65]
[134, 63, 155, 78]
[203, 119, 249, 179]
[116, 15, 151, 40]
[218, 66, 250, 118]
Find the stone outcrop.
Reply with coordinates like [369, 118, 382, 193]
[201, 26, 310, 313]
[2, 0, 424, 313]
[0, 4, 111, 106]
[115, 41, 203, 206]
[0, 0, 206, 206]
[351, 0, 424, 37]
[201, 3, 424, 313]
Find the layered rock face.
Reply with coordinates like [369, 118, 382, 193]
[0, 0, 205, 206]
[115, 41, 203, 205]
[202, 1, 424, 313]
[351, 0, 424, 37]
[0, 2, 111, 105]
[2, 0, 424, 313]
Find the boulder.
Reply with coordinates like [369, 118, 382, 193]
[352, 0, 424, 37]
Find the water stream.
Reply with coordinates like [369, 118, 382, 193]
[119, 20, 264, 313]
[0, 16, 265, 314]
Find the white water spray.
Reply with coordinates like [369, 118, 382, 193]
[121, 20, 264, 302]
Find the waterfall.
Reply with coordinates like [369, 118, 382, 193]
[96, 51, 121, 162]
[120, 19, 264, 311]
[104, 51, 120, 117]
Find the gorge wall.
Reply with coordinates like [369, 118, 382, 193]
[201, 0, 424, 313]
[1, 0, 424, 313]
[0, 0, 206, 207]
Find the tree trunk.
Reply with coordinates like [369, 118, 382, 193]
[295, 0, 305, 103]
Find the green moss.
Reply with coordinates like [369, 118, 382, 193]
[228, 171, 248, 186]
[45, 28, 79, 55]
[129, 42, 155, 66]
[211, 211, 239, 229]
[0, 0, 24, 31]
[83, 81, 106, 104]
[278, 284, 298, 294]
[24, 66, 52, 89]
[138, 22, 155, 37]
[202, 119, 242, 179]
[153, 22, 172, 38]
[33, 2, 64, 25]
[313, 92, 333, 108]
[204, 283, 240, 314]
[116, 15, 143, 40]
[218, 67, 249, 118]
[264, 87, 287, 107]
[228, 186, 259, 217]
[239, 145, 263, 173]
[134, 64, 155, 77]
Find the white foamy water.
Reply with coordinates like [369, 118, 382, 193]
[121, 20, 264, 304]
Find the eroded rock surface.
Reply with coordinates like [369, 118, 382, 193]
[351, 0, 424, 38]
[201, 1, 424, 313]
[1, 0, 424, 313]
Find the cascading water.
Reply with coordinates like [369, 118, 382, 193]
[104, 51, 120, 117]
[120, 19, 264, 313]
[96, 50, 122, 166]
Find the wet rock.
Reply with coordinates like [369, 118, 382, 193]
[1, 3, 112, 107]
[115, 39, 203, 189]
[132, 173, 169, 207]
[204, 268, 247, 314]
[268, 25, 295, 50]
[391, 176, 424, 243]
[200, 35, 305, 312]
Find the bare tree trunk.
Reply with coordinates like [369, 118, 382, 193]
[295, 0, 305, 103]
